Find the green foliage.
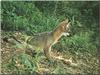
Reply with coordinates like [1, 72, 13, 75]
[4, 53, 39, 74]
[66, 32, 97, 54]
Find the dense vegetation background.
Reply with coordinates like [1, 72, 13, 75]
[1, 1, 100, 74]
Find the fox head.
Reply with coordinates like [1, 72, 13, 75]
[59, 19, 70, 33]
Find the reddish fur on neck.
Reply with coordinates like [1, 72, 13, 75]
[52, 25, 64, 44]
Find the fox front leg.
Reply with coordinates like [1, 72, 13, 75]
[44, 46, 51, 60]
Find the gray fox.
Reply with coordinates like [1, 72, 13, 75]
[3, 19, 71, 59]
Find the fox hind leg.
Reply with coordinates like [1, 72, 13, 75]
[44, 46, 51, 60]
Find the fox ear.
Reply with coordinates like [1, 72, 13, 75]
[65, 19, 69, 23]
